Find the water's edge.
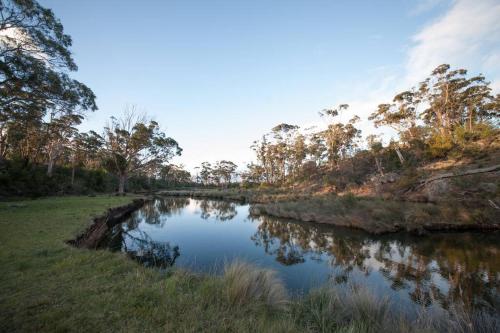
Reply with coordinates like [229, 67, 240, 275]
[67, 198, 147, 249]
[160, 191, 500, 235]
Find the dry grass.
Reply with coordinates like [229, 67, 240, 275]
[291, 284, 499, 333]
[223, 260, 288, 308]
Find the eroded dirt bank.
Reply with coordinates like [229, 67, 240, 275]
[68, 198, 146, 248]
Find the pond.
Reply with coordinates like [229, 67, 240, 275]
[103, 197, 499, 316]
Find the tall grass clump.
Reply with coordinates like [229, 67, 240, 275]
[223, 260, 288, 308]
[291, 283, 500, 333]
[291, 285, 390, 333]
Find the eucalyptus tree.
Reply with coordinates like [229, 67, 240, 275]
[289, 133, 306, 180]
[307, 132, 327, 166]
[199, 162, 213, 185]
[197, 160, 238, 187]
[270, 123, 299, 182]
[251, 136, 270, 183]
[213, 160, 238, 186]
[241, 162, 265, 185]
[0, 0, 97, 164]
[369, 89, 421, 143]
[366, 134, 384, 176]
[44, 113, 82, 176]
[102, 108, 182, 194]
[160, 164, 191, 187]
[418, 64, 497, 136]
[76, 130, 104, 169]
[68, 130, 104, 185]
[319, 104, 361, 168]
[370, 64, 499, 159]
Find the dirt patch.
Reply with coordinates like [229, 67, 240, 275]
[67, 199, 146, 249]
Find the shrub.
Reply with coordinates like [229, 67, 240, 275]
[427, 133, 454, 158]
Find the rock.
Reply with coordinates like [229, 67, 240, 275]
[381, 172, 400, 184]
[424, 179, 450, 202]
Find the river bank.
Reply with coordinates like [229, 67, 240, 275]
[160, 189, 500, 234]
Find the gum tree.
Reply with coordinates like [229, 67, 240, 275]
[102, 107, 182, 194]
[0, 0, 96, 164]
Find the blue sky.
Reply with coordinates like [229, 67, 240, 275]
[40, 0, 500, 171]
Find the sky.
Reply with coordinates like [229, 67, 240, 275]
[39, 0, 500, 172]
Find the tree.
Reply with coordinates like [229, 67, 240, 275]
[319, 104, 361, 169]
[270, 123, 299, 182]
[0, 0, 97, 164]
[160, 164, 191, 187]
[44, 113, 82, 176]
[241, 162, 265, 185]
[289, 133, 306, 180]
[213, 160, 238, 186]
[366, 134, 384, 176]
[307, 131, 326, 166]
[102, 107, 182, 194]
[68, 130, 104, 186]
[199, 162, 212, 185]
[419, 64, 497, 136]
[369, 89, 421, 143]
[371, 64, 499, 160]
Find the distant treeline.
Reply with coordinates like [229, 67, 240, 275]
[0, 159, 195, 198]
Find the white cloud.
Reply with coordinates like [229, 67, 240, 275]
[410, 0, 450, 16]
[334, 0, 500, 145]
[406, 0, 500, 85]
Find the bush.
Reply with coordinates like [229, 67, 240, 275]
[427, 133, 454, 158]
[0, 159, 174, 197]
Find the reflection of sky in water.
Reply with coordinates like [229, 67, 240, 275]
[107, 197, 500, 316]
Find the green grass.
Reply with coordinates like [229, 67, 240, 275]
[0, 196, 496, 332]
[0, 196, 290, 332]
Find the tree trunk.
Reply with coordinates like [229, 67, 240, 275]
[71, 154, 76, 186]
[375, 157, 384, 176]
[71, 165, 75, 186]
[118, 173, 127, 194]
[47, 157, 54, 177]
[395, 147, 405, 165]
[147, 176, 152, 193]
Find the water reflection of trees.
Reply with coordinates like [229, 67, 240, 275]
[123, 230, 180, 268]
[107, 225, 180, 269]
[251, 215, 499, 311]
[105, 197, 189, 268]
[198, 199, 237, 221]
[128, 197, 191, 226]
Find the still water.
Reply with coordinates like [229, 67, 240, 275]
[103, 197, 499, 314]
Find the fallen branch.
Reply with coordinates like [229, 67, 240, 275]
[414, 164, 500, 190]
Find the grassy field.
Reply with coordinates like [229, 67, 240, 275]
[0, 196, 495, 332]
